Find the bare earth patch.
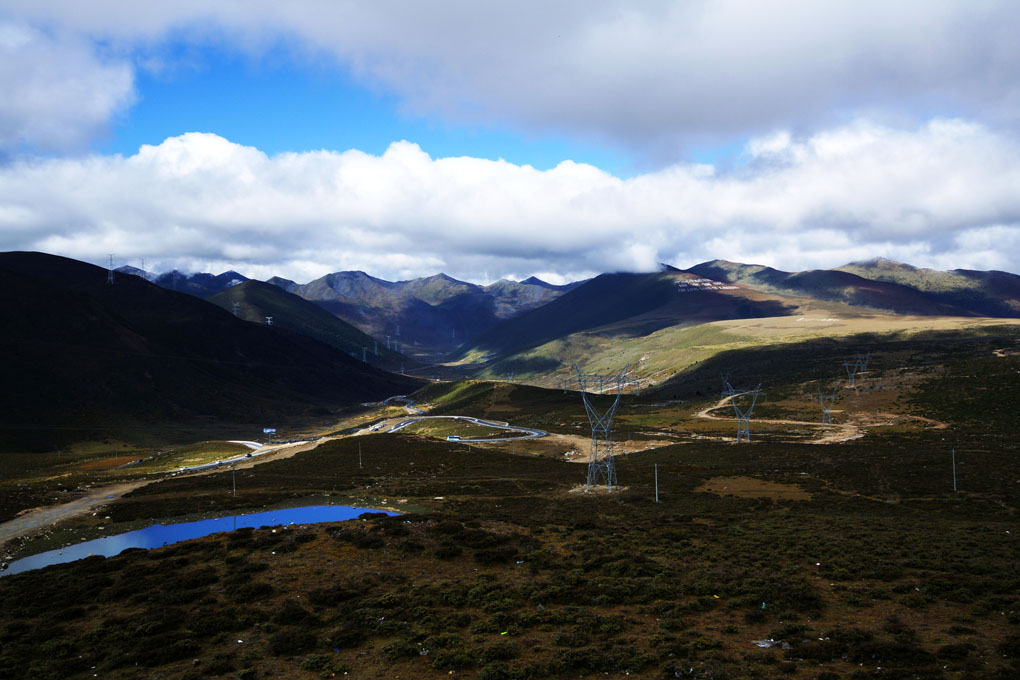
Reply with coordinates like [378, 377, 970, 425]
[536, 433, 675, 462]
[695, 475, 812, 500]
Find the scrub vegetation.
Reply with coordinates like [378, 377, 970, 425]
[1, 334, 1018, 678]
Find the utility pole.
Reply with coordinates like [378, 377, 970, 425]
[374, 340, 378, 356]
[232, 470, 237, 497]
[106, 254, 115, 284]
[359, 441, 363, 469]
[655, 463, 659, 503]
[362, 346, 367, 362]
[952, 448, 957, 492]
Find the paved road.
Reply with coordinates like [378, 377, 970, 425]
[379, 395, 424, 415]
[387, 414, 546, 443]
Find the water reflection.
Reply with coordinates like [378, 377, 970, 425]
[3, 505, 394, 576]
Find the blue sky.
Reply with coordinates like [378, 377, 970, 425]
[108, 43, 631, 174]
[1, 2, 1019, 282]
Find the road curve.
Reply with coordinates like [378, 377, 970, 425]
[387, 414, 546, 443]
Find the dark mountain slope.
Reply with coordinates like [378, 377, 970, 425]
[0, 252, 419, 451]
[206, 280, 411, 369]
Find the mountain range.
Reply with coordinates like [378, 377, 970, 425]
[116, 255, 1020, 386]
[122, 265, 582, 356]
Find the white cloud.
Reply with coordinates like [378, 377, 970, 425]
[3, 2, 1020, 160]
[1, 119, 1019, 280]
[0, 21, 134, 154]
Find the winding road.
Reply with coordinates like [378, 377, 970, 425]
[695, 393, 945, 444]
[386, 414, 546, 443]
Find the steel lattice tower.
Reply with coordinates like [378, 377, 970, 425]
[856, 352, 871, 372]
[813, 388, 839, 426]
[729, 384, 762, 443]
[843, 359, 858, 387]
[574, 363, 629, 492]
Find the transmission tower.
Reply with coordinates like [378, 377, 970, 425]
[813, 388, 839, 426]
[729, 383, 762, 442]
[106, 254, 115, 284]
[857, 352, 871, 371]
[265, 316, 273, 326]
[574, 363, 629, 492]
[362, 346, 367, 362]
[843, 359, 858, 387]
[231, 301, 241, 317]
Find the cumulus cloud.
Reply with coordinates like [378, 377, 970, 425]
[4, 1, 1020, 160]
[0, 21, 134, 154]
[1, 119, 1018, 281]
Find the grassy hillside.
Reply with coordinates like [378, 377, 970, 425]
[482, 308, 1020, 388]
[455, 270, 795, 364]
[0, 252, 420, 451]
[689, 260, 973, 315]
[836, 258, 1020, 317]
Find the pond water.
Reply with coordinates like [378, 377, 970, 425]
[2, 505, 395, 577]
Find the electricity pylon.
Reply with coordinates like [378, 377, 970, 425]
[813, 388, 839, 426]
[844, 359, 858, 387]
[730, 383, 762, 442]
[574, 363, 629, 492]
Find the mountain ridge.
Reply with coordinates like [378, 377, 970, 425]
[0, 252, 419, 451]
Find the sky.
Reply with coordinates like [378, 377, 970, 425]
[1, 1, 1020, 284]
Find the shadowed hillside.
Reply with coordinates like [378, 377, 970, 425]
[0, 252, 420, 451]
[206, 280, 413, 371]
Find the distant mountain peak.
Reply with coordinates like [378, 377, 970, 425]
[845, 257, 916, 271]
[115, 265, 156, 282]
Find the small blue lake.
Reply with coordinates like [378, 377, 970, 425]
[2, 505, 395, 577]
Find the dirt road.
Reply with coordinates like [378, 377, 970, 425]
[695, 394, 946, 444]
[0, 480, 153, 546]
[0, 438, 335, 552]
[696, 394, 864, 444]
